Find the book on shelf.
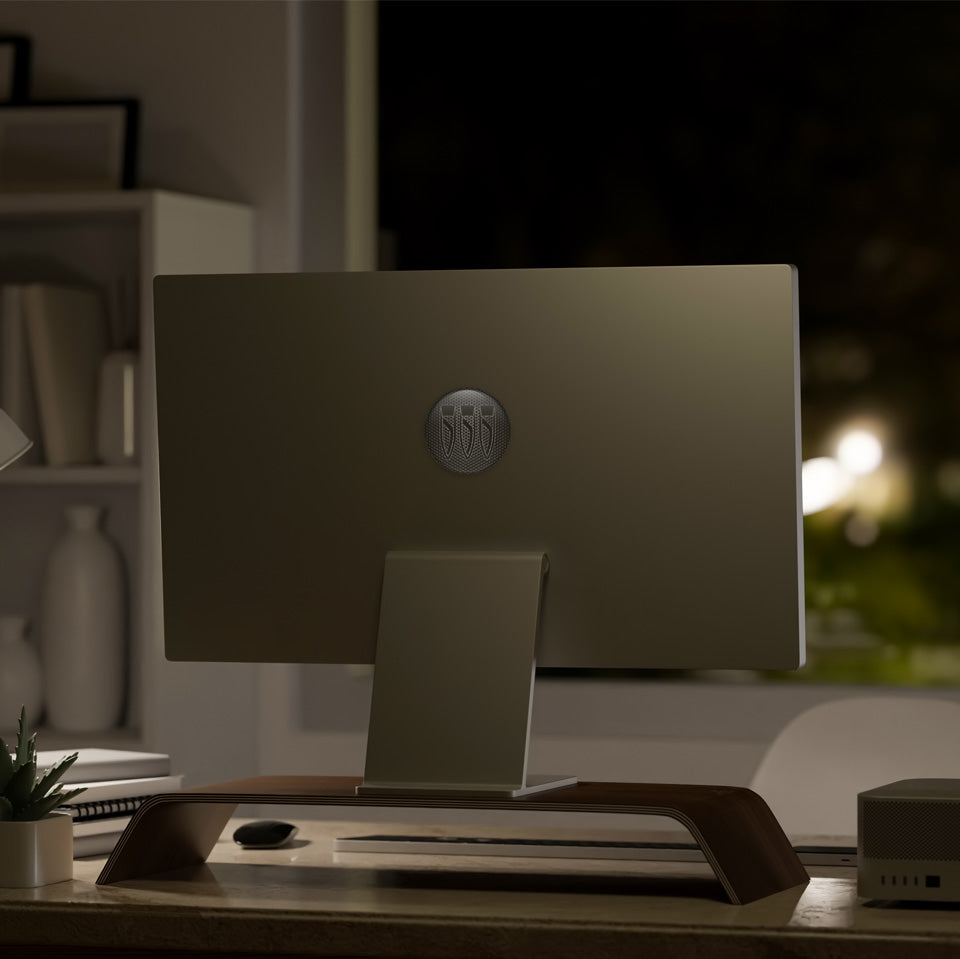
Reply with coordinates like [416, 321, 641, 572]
[21, 282, 109, 466]
[0, 285, 42, 464]
[37, 747, 171, 784]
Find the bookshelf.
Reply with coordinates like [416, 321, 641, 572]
[0, 190, 255, 746]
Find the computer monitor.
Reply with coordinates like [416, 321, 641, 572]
[154, 265, 804, 796]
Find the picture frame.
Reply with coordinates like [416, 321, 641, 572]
[0, 36, 30, 103]
[0, 99, 138, 192]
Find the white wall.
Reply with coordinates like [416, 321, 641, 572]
[0, 0, 376, 274]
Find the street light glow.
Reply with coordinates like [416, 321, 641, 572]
[836, 428, 883, 476]
[802, 456, 853, 515]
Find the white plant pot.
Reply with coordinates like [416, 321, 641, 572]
[0, 811, 73, 888]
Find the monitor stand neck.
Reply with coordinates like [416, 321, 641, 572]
[358, 550, 576, 798]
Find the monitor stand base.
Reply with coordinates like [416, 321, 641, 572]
[95, 777, 808, 905]
[356, 773, 579, 799]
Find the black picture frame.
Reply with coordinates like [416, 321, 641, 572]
[0, 36, 30, 103]
[0, 99, 138, 192]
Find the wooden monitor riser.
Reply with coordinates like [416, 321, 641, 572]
[95, 777, 808, 905]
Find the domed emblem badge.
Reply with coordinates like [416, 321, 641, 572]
[425, 388, 510, 474]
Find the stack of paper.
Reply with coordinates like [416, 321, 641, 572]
[38, 748, 182, 858]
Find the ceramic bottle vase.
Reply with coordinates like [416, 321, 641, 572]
[0, 615, 42, 727]
[40, 505, 125, 732]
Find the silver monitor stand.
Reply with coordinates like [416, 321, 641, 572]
[358, 550, 576, 797]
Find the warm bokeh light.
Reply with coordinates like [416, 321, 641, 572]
[802, 457, 853, 515]
[844, 513, 880, 547]
[836, 428, 883, 476]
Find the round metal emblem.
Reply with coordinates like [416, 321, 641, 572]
[425, 388, 510, 474]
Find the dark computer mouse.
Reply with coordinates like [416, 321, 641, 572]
[232, 819, 299, 849]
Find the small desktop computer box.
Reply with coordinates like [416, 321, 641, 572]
[859, 779, 960, 901]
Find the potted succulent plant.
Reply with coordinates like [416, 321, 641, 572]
[0, 706, 85, 888]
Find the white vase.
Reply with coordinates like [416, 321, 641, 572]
[0, 812, 73, 888]
[0, 615, 42, 728]
[40, 505, 125, 733]
[96, 350, 139, 465]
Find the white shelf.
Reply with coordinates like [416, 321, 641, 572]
[0, 466, 141, 485]
[0, 189, 246, 218]
[0, 726, 145, 752]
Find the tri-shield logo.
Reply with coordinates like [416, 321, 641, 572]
[425, 389, 510, 474]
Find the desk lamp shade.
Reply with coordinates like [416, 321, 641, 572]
[0, 408, 31, 471]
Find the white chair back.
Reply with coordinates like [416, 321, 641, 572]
[749, 696, 960, 838]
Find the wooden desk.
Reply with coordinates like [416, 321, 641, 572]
[1, 818, 960, 958]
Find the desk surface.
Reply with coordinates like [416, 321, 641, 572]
[2, 818, 960, 958]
